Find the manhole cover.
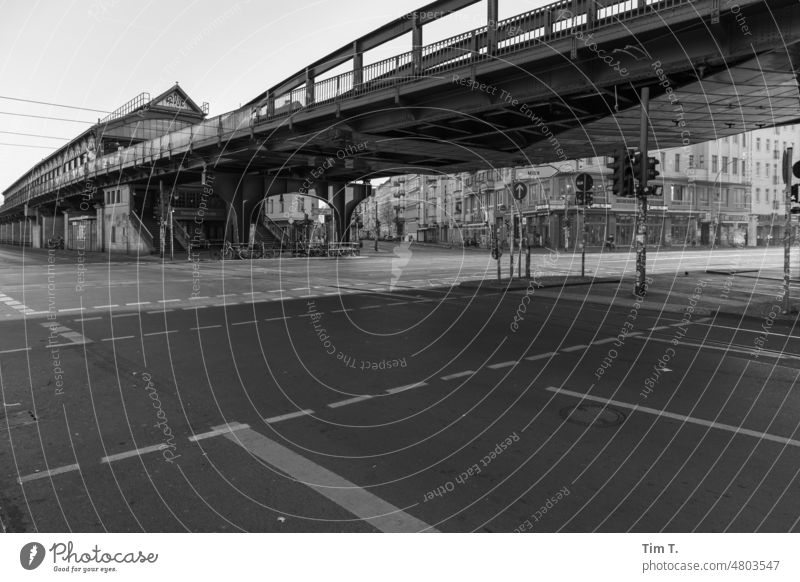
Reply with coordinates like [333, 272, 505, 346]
[0, 410, 37, 430]
[560, 404, 625, 428]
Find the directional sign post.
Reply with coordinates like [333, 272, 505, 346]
[511, 182, 527, 279]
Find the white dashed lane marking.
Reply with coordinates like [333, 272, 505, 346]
[546, 387, 800, 448]
[441, 371, 473, 381]
[264, 410, 314, 424]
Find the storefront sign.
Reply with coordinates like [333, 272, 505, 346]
[549, 200, 566, 210]
[589, 203, 611, 209]
[649, 205, 669, 211]
[721, 214, 747, 222]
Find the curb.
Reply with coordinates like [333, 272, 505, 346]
[458, 276, 621, 291]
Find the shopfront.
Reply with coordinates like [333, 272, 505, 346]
[68, 215, 98, 252]
[670, 214, 691, 246]
[584, 211, 611, 246]
[615, 214, 635, 248]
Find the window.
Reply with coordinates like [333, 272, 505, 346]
[756, 138, 761, 151]
[773, 164, 778, 184]
[741, 160, 746, 175]
[742, 134, 745, 146]
[767, 139, 771, 150]
[712, 155, 718, 173]
[699, 154, 705, 168]
[689, 155, 695, 168]
[672, 185, 683, 201]
[756, 162, 761, 176]
[732, 158, 738, 175]
[699, 187, 708, 203]
[674, 154, 680, 171]
[116, 190, 121, 204]
[660, 152, 666, 168]
[733, 135, 738, 145]
[756, 188, 760, 202]
[111, 226, 116, 243]
[722, 156, 729, 173]
[765, 164, 769, 177]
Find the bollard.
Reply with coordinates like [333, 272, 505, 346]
[525, 242, 531, 278]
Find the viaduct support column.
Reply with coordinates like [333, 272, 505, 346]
[344, 183, 371, 241]
[215, 173, 266, 244]
[328, 182, 348, 242]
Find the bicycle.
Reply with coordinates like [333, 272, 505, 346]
[213, 241, 237, 260]
[238, 244, 263, 260]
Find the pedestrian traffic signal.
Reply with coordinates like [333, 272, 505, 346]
[791, 184, 799, 204]
[576, 191, 585, 205]
[585, 191, 594, 206]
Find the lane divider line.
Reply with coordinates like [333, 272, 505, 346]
[0, 347, 31, 354]
[18, 463, 80, 484]
[441, 371, 474, 381]
[190, 422, 251, 442]
[101, 444, 166, 464]
[561, 344, 588, 353]
[546, 386, 800, 448]
[386, 381, 427, 394]
[328, 395, 374, 408]
[524, 352, 559, 361]
[264, 410, 314, 424]
[487, 360, 517, 369]
[101, 336, 135, 342]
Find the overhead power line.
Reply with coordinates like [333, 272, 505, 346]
[0, 130, 69, 140]
[0, 142, 58, 149]
[0, 95, 110, 113]
[0, 111, 95, 123]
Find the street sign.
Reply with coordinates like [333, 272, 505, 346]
[511, 182, 528, 201]
[575, 173, 594, 192]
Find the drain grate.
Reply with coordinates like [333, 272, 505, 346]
[0, 410, 37, 430]
[560, 404, 625, 428]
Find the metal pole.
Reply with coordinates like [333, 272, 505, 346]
[784, 148, 793, 313]
[169, 210, 174, 261]
[495, 226, 501, 283]
[510, 209, 515, 280]
[581, 207, 586, 277]
[374, 195, 379, 252]
[159, 180, 165, 260]
[525, 240, 531, 278]
[517, 203, 523, 276]
[635, 87, 650, 297]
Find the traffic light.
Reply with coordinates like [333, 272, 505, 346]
[622, 150, 635, 197]
[607, 150, 626, 197]
[647, 156, 660, 181]
[575, 191, 585, 205]
[631, 152, 643, 180]
[791, 184, 799, 204]
[585, 191, 594, 206]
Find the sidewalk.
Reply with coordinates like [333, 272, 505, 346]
[460, 270, 800, 322]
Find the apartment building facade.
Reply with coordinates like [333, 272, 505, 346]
[367, 126, 800, 250]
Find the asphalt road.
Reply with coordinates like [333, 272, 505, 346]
[0, 243, 799, 532]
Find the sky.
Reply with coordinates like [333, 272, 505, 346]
[0, 0, 544, 199]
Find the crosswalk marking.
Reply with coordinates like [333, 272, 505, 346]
[222, 427, 438, 532]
